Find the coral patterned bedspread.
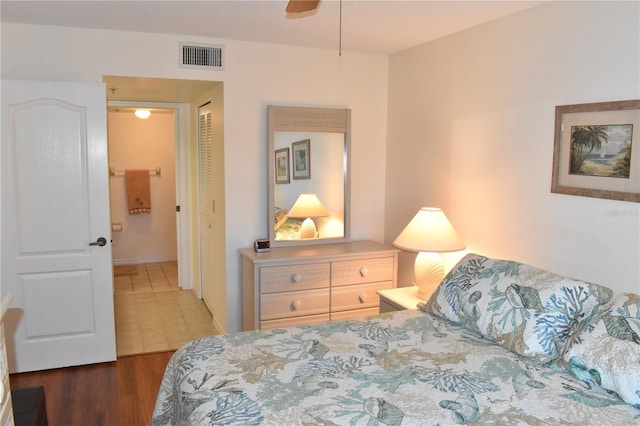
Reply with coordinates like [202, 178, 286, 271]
[152, 310, 639, 425]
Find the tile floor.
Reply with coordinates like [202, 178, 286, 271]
[113, 262, 219, 357]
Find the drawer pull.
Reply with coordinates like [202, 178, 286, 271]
[291, 273, 302, 283]
[358, 292, 367, 303]
[291, 300, 302, 311]
[359, 267, 368, 277]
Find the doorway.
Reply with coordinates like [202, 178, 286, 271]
[107, 107, 177, 267]
[106, 106, 217, 355]
[103, 76, 226, 350]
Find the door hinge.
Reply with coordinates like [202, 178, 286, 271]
[176, 205, 181, 212]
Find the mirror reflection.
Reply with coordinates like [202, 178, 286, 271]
[273, 131, 345, 241]
[268, 106, 351, 247]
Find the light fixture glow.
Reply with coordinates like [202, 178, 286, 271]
[134, 109, 151, 119]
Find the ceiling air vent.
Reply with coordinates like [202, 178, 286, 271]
[179, 42, 224, 70]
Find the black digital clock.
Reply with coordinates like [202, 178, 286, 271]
[253, 239, 270, 253]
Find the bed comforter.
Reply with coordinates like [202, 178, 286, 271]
[152, 310, 640, 425]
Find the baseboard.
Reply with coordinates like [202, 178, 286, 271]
[113, 257, 177, 266]
[211, 313, 225, 335]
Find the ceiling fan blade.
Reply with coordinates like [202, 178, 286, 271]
[286, 0, 320, 13]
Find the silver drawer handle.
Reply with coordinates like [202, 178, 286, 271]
[358, 292, 367, 303]
[291, 273, 302, 283]
[291, 300, 301, 311]
[359, 267, 368, 277]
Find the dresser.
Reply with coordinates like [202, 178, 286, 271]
[240, 241, 399, 331]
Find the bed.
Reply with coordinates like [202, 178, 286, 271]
[273, 207, 305, 241]
[152, 254, 640, 425]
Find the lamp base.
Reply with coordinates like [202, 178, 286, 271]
[414, 252, 445, 300]
[299, 217, 318, 239]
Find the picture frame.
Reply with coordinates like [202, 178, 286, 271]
[551, 99, 640, 202]
[274, 147, 290, 184]
[292, 139, 311, 180]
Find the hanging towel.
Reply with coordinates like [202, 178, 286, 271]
[125, 169, 151, 215]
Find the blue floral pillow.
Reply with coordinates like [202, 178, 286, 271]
[425, 253, 613, 364]
[563, 293, 640, 408]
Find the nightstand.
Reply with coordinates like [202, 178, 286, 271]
[377, 286, 425, 313]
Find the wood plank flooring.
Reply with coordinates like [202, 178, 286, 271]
[9, 351, 174, 426]
[7, 262, 214, 424]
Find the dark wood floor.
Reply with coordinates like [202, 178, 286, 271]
[9, 351, 174, 426]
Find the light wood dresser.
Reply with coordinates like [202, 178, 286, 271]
[240, 241, 399, 331]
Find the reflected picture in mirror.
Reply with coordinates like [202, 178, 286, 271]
[268, 106, 351, 247]
[274, 147, 290, 184]
[292, 139, 311, 180]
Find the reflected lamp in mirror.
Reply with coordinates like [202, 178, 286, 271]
[393, 207, 465, 300]
[287, 193, 329, 239]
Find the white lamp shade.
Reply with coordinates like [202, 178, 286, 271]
[393, 207, 465, 300]
[393, 207, 465, 253]
[287, 193, 329, 218]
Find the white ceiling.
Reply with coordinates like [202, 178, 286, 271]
[1, 0, 545, 56]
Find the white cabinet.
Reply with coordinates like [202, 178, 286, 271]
[240, 241, 398, 330]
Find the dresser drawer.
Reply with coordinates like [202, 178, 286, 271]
[261, 314, 330, 329]
[332, 256, 395, 286]
[260, 263, 330, 294]
[260, 288, 329, 321]
[331, 307, 380, 322]
[331, 281, 393, 312]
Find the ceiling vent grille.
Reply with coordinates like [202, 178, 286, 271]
[179, 42, 224, 70]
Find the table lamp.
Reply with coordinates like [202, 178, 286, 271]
[287, 193, 329, 239]
[393, 207, 465, 300]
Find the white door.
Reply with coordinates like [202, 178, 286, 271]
[198, 102, 214, 310]
[1, 80, 116, 373]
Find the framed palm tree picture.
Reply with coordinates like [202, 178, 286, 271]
[552, 99, 640, 202]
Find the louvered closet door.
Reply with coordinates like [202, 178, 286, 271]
[198, 103, 215, 310]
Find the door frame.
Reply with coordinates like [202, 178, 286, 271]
[107, 101, 195, 294]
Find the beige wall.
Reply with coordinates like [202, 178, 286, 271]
[107, 110, 177, 265]
[386, 1, 640, 295]
[1, 24, 389, 332]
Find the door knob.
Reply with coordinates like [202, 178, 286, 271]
[89, 237, 107, 247]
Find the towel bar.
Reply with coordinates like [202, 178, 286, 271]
[109, 167, 161, 177]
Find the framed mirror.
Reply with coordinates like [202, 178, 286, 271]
[268, 105, 351, 247]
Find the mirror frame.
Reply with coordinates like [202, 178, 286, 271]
[268, 105, 351, 247]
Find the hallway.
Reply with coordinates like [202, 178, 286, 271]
[113, 262, 218, 356]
